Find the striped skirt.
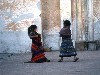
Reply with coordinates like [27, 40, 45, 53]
[59, 39, 77, 57]
[31, 44, 47, 63]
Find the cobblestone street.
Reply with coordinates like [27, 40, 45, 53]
[0, 51, 100, 75]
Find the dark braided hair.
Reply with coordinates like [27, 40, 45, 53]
[63, 20, 71, 27]
[28, 25, 37, 35]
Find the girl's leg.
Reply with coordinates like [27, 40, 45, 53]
[73, 56, 79, 62]
[58, 57, 63, 62]
[45, 58, 50, 62]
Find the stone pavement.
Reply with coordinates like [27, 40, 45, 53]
[0, 51, 100, 75]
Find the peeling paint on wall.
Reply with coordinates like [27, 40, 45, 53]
[0, 0, 41, 53]
[0, 0, 41, 31]
[60, 0, 71, 27]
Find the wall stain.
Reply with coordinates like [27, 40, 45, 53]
[0, 0, 41, 31]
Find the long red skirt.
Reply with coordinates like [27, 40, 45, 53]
[31, 44, 47, 63]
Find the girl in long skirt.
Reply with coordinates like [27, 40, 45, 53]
[59, 20, 79, 62]
[28, 25, 50, 63]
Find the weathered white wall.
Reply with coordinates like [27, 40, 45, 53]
[0, 0, 100, 53]
[83, 0, 100, 41]
[0, 31, 31, 53]
[0, 0, 41, 53]
[71, 0, 100, 42]
[93, 0, 100, 40]
[60, 0, 71, 27]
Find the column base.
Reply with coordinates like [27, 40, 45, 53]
[75, 40, 100, 51]
[43, 34, 60, 51]
[75, 41, 85, 51]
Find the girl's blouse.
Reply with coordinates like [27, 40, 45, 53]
[59, 27, 71, 39]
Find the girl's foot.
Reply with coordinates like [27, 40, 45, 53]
[58, 59, 63, 62]
[58, 58, 63, 62]
[58, 57, 63, 62]
[46, 59, 50, 62]
[74, 57, 79, 62]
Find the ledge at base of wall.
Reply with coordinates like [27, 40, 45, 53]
[75, 40, 100, 51]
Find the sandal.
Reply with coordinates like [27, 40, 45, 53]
[73, 57, 79, 62]
[46, 59, 50, 62]
[58, 59, 63, 62]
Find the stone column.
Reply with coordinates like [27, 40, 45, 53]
[71, 0, 85, 41]
[73, 0, 85, 41]
[71, 0, 86, 50]
[87, 0, 94, 41]
[84, 0, 94, 41]
[84, 0, 96, 50]
[72, 0, 95, 50]
[77, 0, 85, 41]
[71, 0, 77, 41]
[41, 0, 61, 50]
